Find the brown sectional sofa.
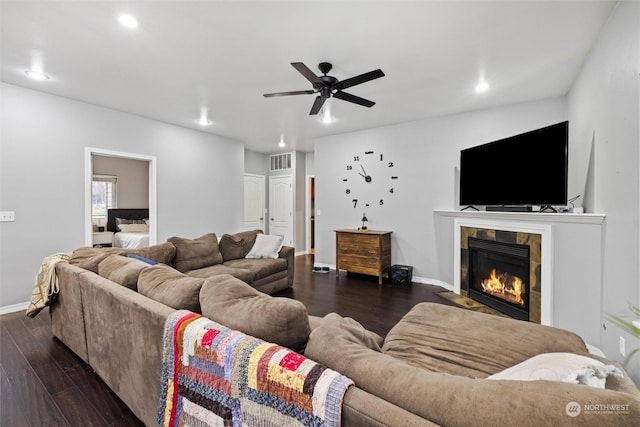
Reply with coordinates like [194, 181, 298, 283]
[49, 236, 640, 426]
[68, 229, 294, 295]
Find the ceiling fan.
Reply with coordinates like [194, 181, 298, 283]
[263, 62, 385, 115]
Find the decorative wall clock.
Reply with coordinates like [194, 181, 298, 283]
[342, 150, 398, 208]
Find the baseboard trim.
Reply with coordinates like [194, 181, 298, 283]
[0, 301, 29, 315]
[412, 277, 453, 291]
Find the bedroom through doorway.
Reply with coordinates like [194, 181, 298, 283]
[84, 148, 157, 248]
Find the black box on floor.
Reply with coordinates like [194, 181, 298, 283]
[390, 265, 413, 285]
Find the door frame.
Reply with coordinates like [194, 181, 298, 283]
[305, 174, 315, 254]
[84, 147, 157, 247]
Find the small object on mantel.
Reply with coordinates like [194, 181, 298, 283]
[359, 213, 368, 231]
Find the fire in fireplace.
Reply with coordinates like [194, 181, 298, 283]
[468, 237, 530, 321]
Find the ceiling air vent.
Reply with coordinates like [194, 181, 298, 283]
[270, 153, 292, 171]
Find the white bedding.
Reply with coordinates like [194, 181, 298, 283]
[113, 232, 149, 249]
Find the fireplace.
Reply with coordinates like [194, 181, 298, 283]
[468, 237, 530, 321]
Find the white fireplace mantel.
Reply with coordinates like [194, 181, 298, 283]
[434, 209, 605, 225]
[434, 209, 606, 346]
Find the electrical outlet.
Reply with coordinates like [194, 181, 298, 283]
[619, 336, 626, 357]
[0, 211, 15, 222]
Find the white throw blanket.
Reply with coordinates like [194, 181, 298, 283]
[26, 253, 71, 318]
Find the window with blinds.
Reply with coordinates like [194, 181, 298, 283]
[92, 174, 117, 224]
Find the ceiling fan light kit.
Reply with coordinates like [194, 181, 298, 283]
[264, 62, 385, 115]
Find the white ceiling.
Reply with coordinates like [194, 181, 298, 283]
[1, 1, 616, 153]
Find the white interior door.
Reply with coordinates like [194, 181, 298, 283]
[269, 174, 293, 246]
[244, 174, 265, 232]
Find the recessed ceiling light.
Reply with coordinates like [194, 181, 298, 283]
[24, 70, 50, 81]
[197, 118, 212, 126]
[475, 81, 489, 93]
[278, 137, 286, 148]
[118, 14, 139, 29]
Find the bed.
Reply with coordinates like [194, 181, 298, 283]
[107, 208, 150, 249]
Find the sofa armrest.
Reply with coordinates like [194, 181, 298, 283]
[278, 245, 295, 286]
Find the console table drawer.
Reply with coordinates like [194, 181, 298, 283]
[335, 229, 392, 285]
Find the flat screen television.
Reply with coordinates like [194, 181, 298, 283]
[459, 121, 568, 208]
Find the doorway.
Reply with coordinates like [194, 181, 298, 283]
[84, 147, 157, 247]
[306, 175, 315, 254]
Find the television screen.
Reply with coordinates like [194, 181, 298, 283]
[459, 121, 568, 208]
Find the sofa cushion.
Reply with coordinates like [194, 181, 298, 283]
[138, 264, 204, 312]
[199, 274, 310, 352]
[222, 258, 287, 281]
[69, 247, 127, 273]
[381, 302, 589, 378]
[167, 233, 223, 273]
[185, 263, 255, 284]
[218, 229, 262, 261]
[245, 234, 283, 259]
[126, 242, 176, 265]
[306, 313, 382, 352]
[98, 254, 150, 290]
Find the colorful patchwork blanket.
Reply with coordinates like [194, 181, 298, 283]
[158, 311, 354, 427]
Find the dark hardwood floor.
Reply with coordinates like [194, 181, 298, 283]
[0, 254, 455, 426]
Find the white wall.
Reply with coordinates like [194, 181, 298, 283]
[0, 83, 244, 308]
[314, 97, 567, 282]
[92, 155, 149, 208]
[567, 1, 640, 369]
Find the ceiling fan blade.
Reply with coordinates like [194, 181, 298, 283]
[291, 62, 323, 85]
[263, 90, 315, 97]
[333, 91, 375, 108]
[309, 95, 326, 115]
[334, 69, 385, 90]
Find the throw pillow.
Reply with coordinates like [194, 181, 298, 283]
[487, 352, 623, 388]
[138, 264, 205, 312]
[199, 274, 310, 352]
[168, 233, 223, 272]
[97, 254, 150, 290]
[245, 234, 284, 259]
[127, 242, 176, 265]
[219, 229, 262, 261]
[118, 223, 149, 233]
[115, 217, 148, 230]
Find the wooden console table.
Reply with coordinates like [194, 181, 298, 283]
[335, 229, 392, 285]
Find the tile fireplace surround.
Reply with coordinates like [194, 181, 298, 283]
[434, 210, 606, 346]
[457, 222, 550, 324]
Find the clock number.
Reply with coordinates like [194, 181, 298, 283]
[346, 189, 351, 194]
[353, 156, 359, 161]
[388, 162, 394, 167]
[380, 154, 383, 161]
[365, 151, 374, 155]
[347, 165, 352, 171]
[389, 188, 394, 193]
[352, 199, 358, 208]
[379, 199, 384, 205]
